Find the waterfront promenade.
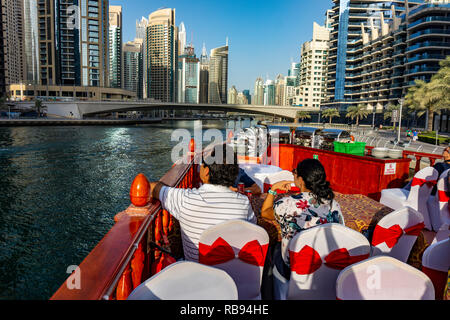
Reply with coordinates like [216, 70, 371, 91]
[0, 117, 164, 126]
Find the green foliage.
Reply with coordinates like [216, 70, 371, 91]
[418, 132, 450, 145]
[322, 108, 340, 124]
[405, 56, 450, 131]
[296, 111, 311, 121]
[345, 104, 371, 126]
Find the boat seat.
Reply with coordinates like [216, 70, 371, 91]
[127, 261, 238, 300]
[336, 256, 435, 300]
[274, 224, 371, 300]
[422, 238, 450, 300]
[198, 220, 270, 300]
[371, 206, 425, 263]
[426, 169, 450, 232]
[380, 167, 438, 231]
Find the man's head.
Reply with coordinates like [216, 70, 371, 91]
[200, 144, 239, 187]
[443, 146, 450, 162]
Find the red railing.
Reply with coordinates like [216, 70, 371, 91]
[51, 140, 200, 300]
[365, 146, 443, 174]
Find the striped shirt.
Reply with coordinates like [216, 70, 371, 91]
[159, 184, 257, 261]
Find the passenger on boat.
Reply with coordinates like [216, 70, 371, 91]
[260, 158, 344, 280]
[149, 144, 257, 262]
[229, 169, 262, 195]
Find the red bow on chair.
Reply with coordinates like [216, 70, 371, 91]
[371, 222, 425, 248]
[289, 245, 369, 275]
[411, 178, 437, 188]
[199, 237, 268, 266]
[438, 190, 450, 203]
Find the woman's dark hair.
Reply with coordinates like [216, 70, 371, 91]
[296, 158, 334, 204]
[203, 144, 239, 187]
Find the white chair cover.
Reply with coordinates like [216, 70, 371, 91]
[380, 167, 438, 230]
[263, 170, 295, 193]
[422, 238, 450, 300]
[336, 256, 435, 300]
[427, 169, 450, 232]
[371, 206, 424, 262]
[285, 224, 371, 300]
[239, 163, 283, 191]
[198, 220, 270, 300]
[127, 261, 238, 300]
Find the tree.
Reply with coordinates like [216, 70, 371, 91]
[296, 111, 311, 124]
[34, 99, 46, 117]
[405, 56, 450, 132]
[346, 104, 371, 127]
[322, 108, 340, 125]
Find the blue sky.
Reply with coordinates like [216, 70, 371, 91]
[110, 0, 332, 94]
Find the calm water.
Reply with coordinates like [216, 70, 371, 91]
[0, 119, 256, 300]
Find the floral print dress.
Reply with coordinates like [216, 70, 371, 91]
[274, 192, 345, 267]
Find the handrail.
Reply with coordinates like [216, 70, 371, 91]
[51, 150, 199, 300]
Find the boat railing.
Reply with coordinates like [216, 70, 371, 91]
[51, 139, 200, 300]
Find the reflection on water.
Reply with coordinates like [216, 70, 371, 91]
[0, 119, 256, 300]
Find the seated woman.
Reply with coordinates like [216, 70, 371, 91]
[260, 158, 344, 280]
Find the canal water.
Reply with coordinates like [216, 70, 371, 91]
[0, 119, 256, 300]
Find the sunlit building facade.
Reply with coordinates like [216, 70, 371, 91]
[146, 8, 177, 102]
[109, 5, 123, 88]
[208, 45, 229, 104]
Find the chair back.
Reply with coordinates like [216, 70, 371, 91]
[336, 256, 435, 300]
[199, 220, 270, 300]
[127, 261, 238, 300]
[287, 224, 371, 300]
[263, 170, 295, 193]
[371, 206, 425, 262]
[406, 167, 439, 230]
[437, 169, 450, 226]
[422, 238, 450, 300]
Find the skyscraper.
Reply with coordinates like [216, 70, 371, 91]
[136, 17, 148, 99]
[0, 1, 6, 96]
[36, 0, 110, 87]
[23, 0, 40, 84]
[264, 79, 276, 106]
[178, 22, 187, 55]
[109, 6, 123, 88]
[123, 40, 142, 98]
[208, 44, 229, 104]
[228, 85, 237, 104]
[146, 8, 177, 102]
[296, 22, 330, 108]
[0, 0, 25, 88]
[243, 90, 251, 105]
[177, 44, 200, 104]
[253, 77, 264, 106]
[275, 74, 285, 106]
[199, 43, 209, 103]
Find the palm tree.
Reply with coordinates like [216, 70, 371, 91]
[322, 108, 340, 125]
[405, 57, 450, 132]
[296, 111, 311, 124]
[34, 99, 46, 118]
[346, 104, 371, 127]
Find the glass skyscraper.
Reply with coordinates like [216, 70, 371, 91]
[109, 5, 122, 88]
[146, 8, 177, 102]
[208, 45, 229, 104]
